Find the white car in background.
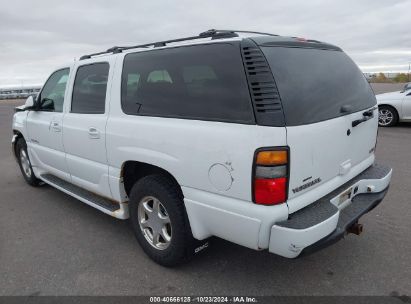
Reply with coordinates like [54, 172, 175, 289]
[376, 82, 411, 127]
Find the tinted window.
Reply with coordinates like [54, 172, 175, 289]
[71, 63, 109, 114]
[147, 70, 172, 83]
[121, 44, 254, 124]
[261, 47, 376, 126]
[37, 68, 69, 112]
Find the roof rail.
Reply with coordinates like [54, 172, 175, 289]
[79, 29, 279, 60]
[80, 29, 240, 60]
[211, 29, 279, 37]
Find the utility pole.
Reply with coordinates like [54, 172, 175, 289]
[408, 62, 410, 82]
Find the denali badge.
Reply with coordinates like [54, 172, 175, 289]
[292, 178, 322, 194]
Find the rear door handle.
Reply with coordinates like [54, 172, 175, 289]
[50, 121, 61, 132]
[352, 108, 375, 127]
[88, 127, 100, 139]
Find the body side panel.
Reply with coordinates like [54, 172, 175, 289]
[106, 53, 288, 203]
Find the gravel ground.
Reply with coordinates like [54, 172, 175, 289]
[0, 85, 410, 296]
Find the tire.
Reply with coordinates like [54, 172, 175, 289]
[129, 174, 208, 266]
[378, 106, 398, 127]
[16, 138, 41, 186]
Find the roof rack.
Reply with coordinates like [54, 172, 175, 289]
[79, 29, 278, 60]
[214, 29, 279, 37]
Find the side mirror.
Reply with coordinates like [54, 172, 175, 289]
[15, 96, 36, 112]
[24, 96, 35, 109]
[407, 92, 411, 96]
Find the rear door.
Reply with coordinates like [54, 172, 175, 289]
[63, 59, 115, 198]
[261, 46, 378, 212]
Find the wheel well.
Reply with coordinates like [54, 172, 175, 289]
[378, 104, 398, 116]
[12, 130, 24, 157]
[122, 161, 181, 197]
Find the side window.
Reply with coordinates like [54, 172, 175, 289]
[121, 44, 254, 124]
[147, 70, 172, 83]
[125, 73, 141, 100]
[37, 68, 70, 112]
[183, 65, 218, 96]
[71, 63, 109, 114]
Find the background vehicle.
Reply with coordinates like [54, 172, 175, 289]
[402, 82, 411, 91]
[376, 82, 411, 126]
[11, 30, 392, 266]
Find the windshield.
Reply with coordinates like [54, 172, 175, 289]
[261, 47, 376, 126]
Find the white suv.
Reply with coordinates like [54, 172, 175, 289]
[12, 30, 392, 266]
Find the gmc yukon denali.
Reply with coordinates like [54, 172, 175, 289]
[12, 29, 392, 266]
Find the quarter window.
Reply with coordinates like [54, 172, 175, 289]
[147, 70, 172, 83]
[121, 44, 254, 124]
[71, 63, 109, 114]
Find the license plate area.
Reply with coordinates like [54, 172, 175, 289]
[339, 187, 352, 205]
[330, 186, 354, 209]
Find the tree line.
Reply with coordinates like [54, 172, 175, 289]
[369, 72, 410, 83]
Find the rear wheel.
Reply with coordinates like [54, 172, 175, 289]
[378, 106, 398, 127]
[16, 138, 41, 186]
[129, 174, 207, 266]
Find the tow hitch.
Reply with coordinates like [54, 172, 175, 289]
[347, 221, 363, 235]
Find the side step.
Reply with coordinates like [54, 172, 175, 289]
[39, 174, 129, 219]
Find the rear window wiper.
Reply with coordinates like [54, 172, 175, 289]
[352, 107, 377, 127]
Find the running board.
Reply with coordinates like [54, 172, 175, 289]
[39, 174, 129, 219]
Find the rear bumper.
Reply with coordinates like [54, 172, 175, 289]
[269, 164, 392, 258]
[299, 187, 389, 257]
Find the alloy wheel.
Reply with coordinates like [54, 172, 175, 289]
[19, 149, 32, 178]
[378, 108, 394, 126]
[138, 196, 172, 250]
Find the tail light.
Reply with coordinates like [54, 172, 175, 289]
[253, 148, 289, 205]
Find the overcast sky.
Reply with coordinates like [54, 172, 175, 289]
[0, 0, 410, 87]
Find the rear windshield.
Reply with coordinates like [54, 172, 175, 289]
[261, 47, 376, 126]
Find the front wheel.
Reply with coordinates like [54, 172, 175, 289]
[378, 106, 398, 127]
[129, 174, 207, 266]
[16, 138, 41, 186]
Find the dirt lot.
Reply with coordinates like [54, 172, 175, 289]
[0, 85, 410, 296]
